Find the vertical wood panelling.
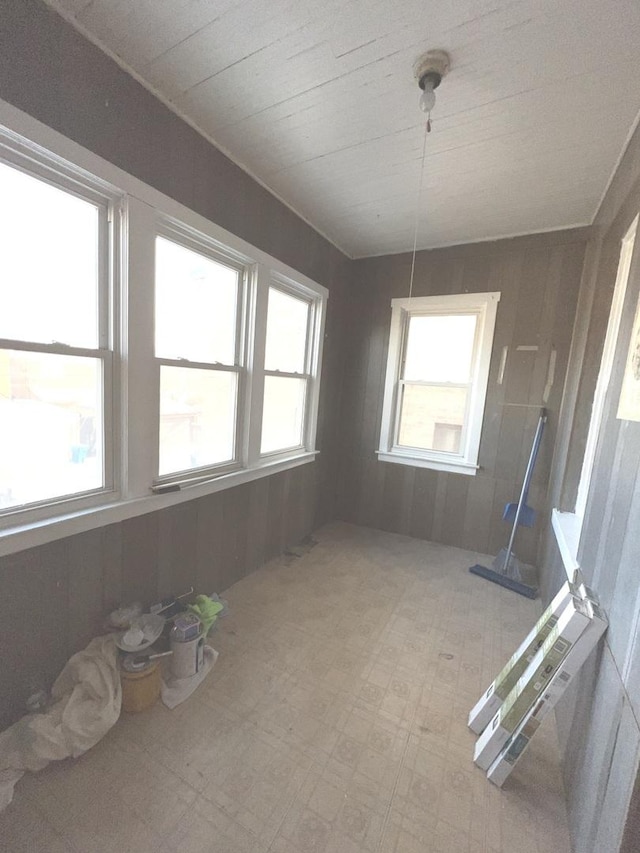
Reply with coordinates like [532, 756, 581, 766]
[120, 512, 160, 605]
[157, 501, 199, 599]
[0, 540, 70, 731]
[102, 522, 123, 613]
[538, 119, 640, 853]
[0, 458, 342, 729]
[0, 3, 350, 729]
[340, 230, 587, 565]
[195, 492, 225, 595]
[67, 529, 107, 652]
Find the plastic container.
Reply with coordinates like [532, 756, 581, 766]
[120, 660, 161, 713]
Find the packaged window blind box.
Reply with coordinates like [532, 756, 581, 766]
[468, 573, 597, 735]
[487, 598, 607, 786]
[473, 593, 592, 771]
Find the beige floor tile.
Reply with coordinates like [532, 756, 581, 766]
[2, 523, 572, 853]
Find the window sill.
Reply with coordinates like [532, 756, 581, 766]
[551, 507, 581, 579]
[0, 450, 319, 558]
[376, 450, 479, 476]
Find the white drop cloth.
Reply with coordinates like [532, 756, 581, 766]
[0, 635, 121, 812]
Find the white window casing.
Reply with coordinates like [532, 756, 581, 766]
[377, 292, 500, 475]
[553, 214, 639, 578]
[0, 133, 123, 525]
[0, 99, 328, 556]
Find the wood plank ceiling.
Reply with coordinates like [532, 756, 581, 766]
[45, 0, 640, 258]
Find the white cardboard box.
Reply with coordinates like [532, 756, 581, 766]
[468, 581, 573, 735]
[487, 598, 607, 786]
[474, 594, 592, 771]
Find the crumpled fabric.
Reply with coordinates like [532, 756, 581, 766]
[0, 635, 121, 812]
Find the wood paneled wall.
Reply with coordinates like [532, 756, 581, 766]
[540, 117, 640, 853]
[339, 231, 588, 564]
[0, 1, 350, 728]
[0, 466, 323, 731]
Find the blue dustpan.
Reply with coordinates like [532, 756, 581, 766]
[501, 412, 546, 528]
[503, 501, 535, 527]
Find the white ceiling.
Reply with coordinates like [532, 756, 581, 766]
[46, 0, 640, 258]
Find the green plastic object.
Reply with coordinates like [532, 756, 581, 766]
[186, 596, 224, 635]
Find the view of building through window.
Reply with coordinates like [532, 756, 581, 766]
[398, 313, 476, 453]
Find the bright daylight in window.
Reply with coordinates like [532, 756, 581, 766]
[0, 159, 111, 514]
[0, 113, 327, 544]
[261, 286, 311, 455]
[156, 236, 241, 477]
[378, 292, 500, 475]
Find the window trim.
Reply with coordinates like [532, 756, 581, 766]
[377, 292, 500, 475]
[258, 276, 324, 460]
[0, 98, 328, 556]
[553, 215, 639, 577]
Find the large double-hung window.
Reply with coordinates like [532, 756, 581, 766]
[155, 230, 244, 479]
[261, 282, 317, 456]
[0, 147, 117, 518]
[0, 110, 327, 550]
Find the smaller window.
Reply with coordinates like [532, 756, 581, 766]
[378, 292, 500, 475]
[260, 285, 313, 456]
[155, 234, 244, 479]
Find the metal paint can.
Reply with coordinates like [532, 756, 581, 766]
[169, 628, 205, 679]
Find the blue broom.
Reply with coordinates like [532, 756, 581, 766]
[469, 409, 547, 599]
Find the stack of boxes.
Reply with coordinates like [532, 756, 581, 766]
[469, 574, 607, 786]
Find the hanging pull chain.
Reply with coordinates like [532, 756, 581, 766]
[407, 116, 431, 302]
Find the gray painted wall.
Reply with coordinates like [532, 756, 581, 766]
[539, 119, 640, 852]
[0, 1, 351, 727]
[3, 5, 640, 851]
[339, 231, 587, 565]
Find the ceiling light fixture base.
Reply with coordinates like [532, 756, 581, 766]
[413, 49, 451, 91]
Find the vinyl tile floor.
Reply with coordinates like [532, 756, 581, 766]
[1, 522, 572, 853]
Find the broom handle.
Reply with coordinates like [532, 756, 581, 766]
[504, 409, 547, 568]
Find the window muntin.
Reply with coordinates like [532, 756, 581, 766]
[0, 156, 114, 517]
[260, 285, 313, 456]
[378, 293, 500, 474]
[154, 234, 244, 479]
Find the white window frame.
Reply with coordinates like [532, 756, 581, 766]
[153, 219, 251, 485]
[0, 130, 122, 527]
[377, 292, 500, 475]
[254, 275, 325, 463]
[553, 215, 638, 576]
[0, 99, 328, 556]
